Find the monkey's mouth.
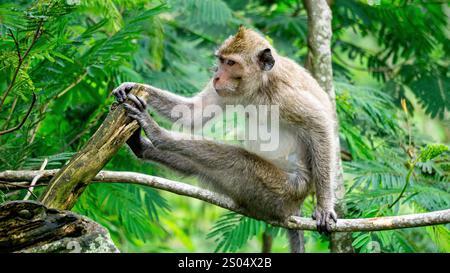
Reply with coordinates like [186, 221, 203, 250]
[215, 88, 232, 97]
[215, 84, 241, 97]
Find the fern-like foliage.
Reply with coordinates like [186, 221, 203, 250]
[333, 0, 449, 118]
[74, 183, 170, 243]
[175, 0, 233, 27]
[207, 212, 280, 252]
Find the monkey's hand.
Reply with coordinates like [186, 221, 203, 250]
[113, 82, 136, 103]
[123, 94, 163, 145]
[123, 94, 151, 127]
[312, 205, 337, 235]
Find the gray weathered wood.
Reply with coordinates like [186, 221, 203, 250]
[0, 200, 119, 253]
[38, 85, 149, 210]
[1, 169, 449, 232]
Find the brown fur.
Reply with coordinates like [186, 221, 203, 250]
[218, 26, 272, 60]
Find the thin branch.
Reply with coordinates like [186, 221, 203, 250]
[0, 181, 46, 190]
[21, 21, 44, 63]
[8, 29, 22, 61]
[54, 71, 88, 100]
[2, 96, 19, 130]
[23, 158, 48, 201]
[0, 21, 43, 112]
[0, 181, 34, 189]
[0, 93, 37, 136]
[0, 181, 38, 200]
[1, 169, 449, 232]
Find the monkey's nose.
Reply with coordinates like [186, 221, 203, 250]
[213, 77, 220, 84]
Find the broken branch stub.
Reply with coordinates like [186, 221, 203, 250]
[39, 84, 148, 210]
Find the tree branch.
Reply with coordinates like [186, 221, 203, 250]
[0, 93, 37, 136]
[0, 22, 43, 112]
[0, 180, 38, 200]
[1, 169, 449, 232]
[8, 29, 22, 62]
[303, 0, 353, 252]
[2, 96, 19, 130]
[23, 158, 48, 201]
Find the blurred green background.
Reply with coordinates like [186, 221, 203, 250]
[0, 0, 449, 253]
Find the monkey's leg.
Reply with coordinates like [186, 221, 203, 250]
[287, 229, 304, 253]
[287, 208, 305, 253]
[127, 128, 202, 176]
[153, 136, 312, 220]
[159, 138, 290, 189]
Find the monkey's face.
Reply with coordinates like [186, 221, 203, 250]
[214, 27, 276, 98]
[213, 49, 276, 98]
[213, 54, 245, 97]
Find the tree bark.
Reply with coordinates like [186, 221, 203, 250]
[1, 170, 449, 232]
[0, 200, 118, 253]
[38, 85, 149, 210]
[303, 0, 354, 252]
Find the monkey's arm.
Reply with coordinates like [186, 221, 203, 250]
[113, 81, 221, 128]
[281, 94, 337, 233]
[307, 123, 337, 230]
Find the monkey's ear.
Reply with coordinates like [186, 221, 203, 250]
[258, 48, 275, 71]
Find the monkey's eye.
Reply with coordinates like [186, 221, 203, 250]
[219, 57, 225, 64]
[227, 60, 236, 66]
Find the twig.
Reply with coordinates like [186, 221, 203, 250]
[1, 169, 449, 232]
[2, 96, 19, 130]
[54, 71, 88, 100]
[23, 158, 48, 201]
[21, 21, 43, 64]
[0, 21, 43, 112]
[0, 181, 47, 190]
[8, 29, 22, 61]
[0, 93, 37, 136]
[0, 181, 38, 200]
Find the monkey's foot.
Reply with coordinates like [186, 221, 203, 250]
[312, 206, 337, 235]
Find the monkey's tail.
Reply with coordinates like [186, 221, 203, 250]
[287, 229, 304, 253]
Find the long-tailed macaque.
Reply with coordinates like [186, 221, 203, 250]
[112, 26, 337, 253]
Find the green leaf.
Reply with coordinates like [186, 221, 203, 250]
[418, 144, 449, 163]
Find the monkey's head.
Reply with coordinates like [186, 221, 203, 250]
[213, 26, 275, 97]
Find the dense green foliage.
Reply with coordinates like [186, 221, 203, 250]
[0, 0, 448, 252]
